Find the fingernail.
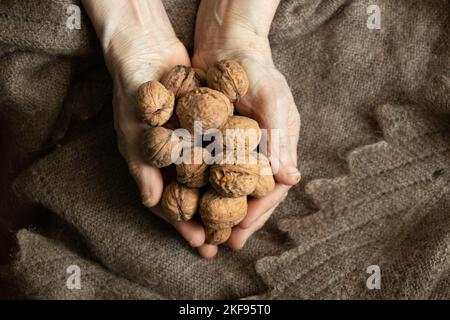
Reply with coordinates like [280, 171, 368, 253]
[287, 167, 301, 181]
[189, 240, 197, 247]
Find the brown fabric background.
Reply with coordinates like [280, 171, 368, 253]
[0, 0, 449, 299]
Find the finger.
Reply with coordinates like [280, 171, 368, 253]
[227, 208, 274, 251]
[197, 244, 219, 259]
[246, 90, 300, 186]
[239, 184, 290, 229]
[173, 220, 205, 248]
[269, 118, 301, 186]
[287, 105, 301, 167]
[114, 96, 164, 207]
[128, 160, 164, 207]
[124, 132, 164, 208]
[151, 205, 205, 247]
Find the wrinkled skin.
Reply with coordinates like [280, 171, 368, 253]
[83, 0, 216, 257]
[193, 28, 301, 255]
[110, 41, 220, 256]
[83, 0, 301, 258]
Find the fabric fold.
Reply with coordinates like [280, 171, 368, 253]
[0, 229, 163, 299]
[253, 105, 450, 299]
[2, 0, 450, 299]
[270, 0, 351, 45]
[13, 124, 282, 299]
[0, 0, 98, 57]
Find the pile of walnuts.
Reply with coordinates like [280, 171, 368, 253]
[137, 60, 275, 245]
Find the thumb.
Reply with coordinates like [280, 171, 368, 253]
[114, 88, 164, 207]
[251, 94, 300, 186]
[268, 124, 300, 186]
[128, 159, 164, 208]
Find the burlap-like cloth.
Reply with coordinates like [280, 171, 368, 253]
[0, 0, 449, 299]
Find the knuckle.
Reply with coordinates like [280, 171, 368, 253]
[128, 160, 142, 179]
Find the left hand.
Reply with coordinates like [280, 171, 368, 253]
[193, 33, 301, 253]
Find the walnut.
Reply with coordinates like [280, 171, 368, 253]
[176, 88, 233, 132]
[141, 126, 184, 168]
[161, 65, 205, 98]
[160, 181, 200, 223]
[209, 155, 260, 197]
[137, 80, 174, 126]
[176, 146, 210, 188]
[251, 153, 276, 198]
[205, 227, 232, 245]
[221, 116, 261, 157]
[200, 189, 247, 229]
[134, 60, 289, 249]
[206, 60, 249, 102]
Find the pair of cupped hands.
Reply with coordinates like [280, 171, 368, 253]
[94, 5, 301, 259]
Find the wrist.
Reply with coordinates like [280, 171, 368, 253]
[195, 0, 279, 37]
[194, 0, 278, 65]
[195, 23, 271, 55]
[83, 0, 181, 87]
[103, 30, 179, 75]
[194, 20, 273, 69]
[82, 0, 176, 62]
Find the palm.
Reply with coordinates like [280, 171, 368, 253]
[193, 50, 301, 251]
[111, 39, 216, 257]
[114, 40, 191, 96]
[113, 39, 190, 176]
[234, 57, 300, 165]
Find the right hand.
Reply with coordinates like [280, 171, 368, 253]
[110, 36, 220, 258]
[82, 0, 217, 258]
[109, 37, 220, 258]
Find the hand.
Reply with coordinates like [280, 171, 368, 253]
[193, 2, 301, 252]
[83, 0, 217, 258]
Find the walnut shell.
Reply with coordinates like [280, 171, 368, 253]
[176, 147, 210, 188]
[206, 60, 249, 102]
[161, 65, 205, 98]
[137, 80, 174, 126]
[176, 88, 233, 132]
[251, 153, 275, 198]
[205, 227, 232, 245]
[209, 156, 260, 197]
[160, 181, 200, 223]
[141, 127, 184, 168]
[200, 189, 247, 229]
[222, 116, 261, 156]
